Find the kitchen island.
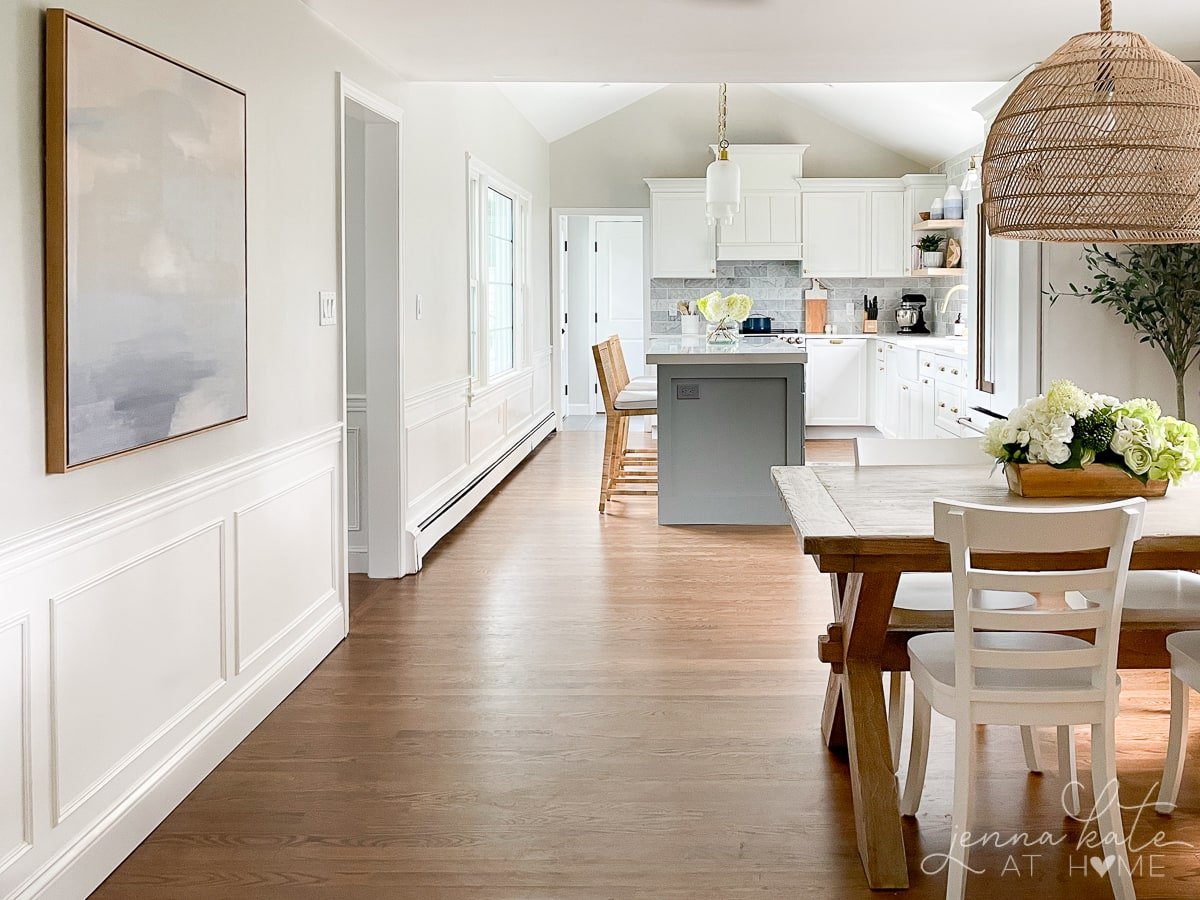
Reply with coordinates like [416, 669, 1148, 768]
[648, 336, 807, 525]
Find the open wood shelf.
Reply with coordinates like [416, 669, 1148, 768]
[911, 267, 966, 277]
[912, 219, 965, 231]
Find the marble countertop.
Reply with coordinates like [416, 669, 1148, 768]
[806, 333, 969, 354]
[646, 335, 808, 365]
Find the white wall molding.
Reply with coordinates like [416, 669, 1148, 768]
[345, 394, 368, 414]
[0, 424, 342, 582]
[12, 607, 343, 900]
[0, 426, 344, 900]
[0, 614, 32, 876]
[48, 521, 228, 826]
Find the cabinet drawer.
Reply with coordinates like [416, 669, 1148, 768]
[935, 384, 964, 431]
[918, 351, 937, 377]
[934, 354, 967, 384]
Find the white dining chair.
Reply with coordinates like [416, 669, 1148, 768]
[853, 438, 1061, 783]
[902, 497, 1144, 900]
[1156, 629, 1200, 813]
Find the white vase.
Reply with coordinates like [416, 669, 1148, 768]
[922, 251, 945, 268]
[680, 314, 702, 336]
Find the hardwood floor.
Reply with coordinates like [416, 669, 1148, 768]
[93, 431, 1200, 898]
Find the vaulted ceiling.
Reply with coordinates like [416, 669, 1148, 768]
[303, 0, 1200, 83]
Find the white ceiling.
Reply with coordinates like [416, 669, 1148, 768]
[495, 83, 667, 142]
[303, 0, 1200, 82]
[765, 83, 1002, 165]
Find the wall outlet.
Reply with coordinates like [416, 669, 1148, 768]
[676, 383, 700, 400]
[667, 306, 678, 319]
[318, 291, 337, 326]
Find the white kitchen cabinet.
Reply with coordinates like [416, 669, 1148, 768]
[801, 190, 867, 278]
[801, 179, 906, 279]
[870, 190, 906, 277]
[718, 192, 802, 260]
[901, 174, 950, 275]
[872, 338, 971, 438]
[805, 338, 869, 425]
[644, 178, 715, 278]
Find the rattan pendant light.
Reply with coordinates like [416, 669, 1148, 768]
[982, 0, 1200, 243]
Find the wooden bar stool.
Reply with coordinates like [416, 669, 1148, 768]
[592, 336, 656, 512]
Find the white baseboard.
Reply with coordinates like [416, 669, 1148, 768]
[411, 414, 555, 567]
[348, 547, 368, 574]
[566, 403, 593, 417]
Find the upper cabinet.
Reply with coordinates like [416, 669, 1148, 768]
[900, 174, 950, 275]
[645, 179, 715, 278]
[801, 179, 904, 279]
[800, 189, 868, 278]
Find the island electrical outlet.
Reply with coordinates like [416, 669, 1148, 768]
[676, 383, 700, 400]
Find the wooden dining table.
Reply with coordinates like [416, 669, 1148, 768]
[771, 464, 1200, 891]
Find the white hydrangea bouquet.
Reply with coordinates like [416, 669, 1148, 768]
[696, 291, 753, 344]
[982, 380, 1200, 497]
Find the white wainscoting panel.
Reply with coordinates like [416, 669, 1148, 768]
[404, 348, 555, 566]
[0, 424, 345, 900]
[49, 523, 225, 825]
[0, 616, 31, 874]
[234, 469, 336, 674]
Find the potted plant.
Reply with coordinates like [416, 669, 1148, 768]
[981, 380, 1200, 497]
[916, 234, 945, 269]
[1049, 244, 1200, 421]
[696, 291, 754, 344]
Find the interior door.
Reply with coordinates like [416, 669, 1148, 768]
[594, 219, 646, 407]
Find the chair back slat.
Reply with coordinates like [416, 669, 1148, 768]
[970, 607, 1109, 633]
[972, 647, 1103, 670]
[934, 497, 1144, 703]
[966, 569, 1114, 594]
[610, 335, 632, 388]
[854, 437, 987, 467]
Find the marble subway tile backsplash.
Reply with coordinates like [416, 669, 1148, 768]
[650, 261, 966, 336]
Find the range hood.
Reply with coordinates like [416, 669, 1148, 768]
[710, 145, 807, 261]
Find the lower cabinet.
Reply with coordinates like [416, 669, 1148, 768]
[805, 338, 870, 425]
[871, 339, 969, 438]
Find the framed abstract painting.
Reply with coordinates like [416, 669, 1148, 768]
[44, 9, 247, 472]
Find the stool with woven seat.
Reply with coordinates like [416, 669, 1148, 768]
[592, 336, 657, 512]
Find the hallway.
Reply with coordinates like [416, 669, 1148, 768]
[93, 431, 1200, 898]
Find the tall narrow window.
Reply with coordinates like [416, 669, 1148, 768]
[467, 156, 530, 388]
[486, 187, 515, 378]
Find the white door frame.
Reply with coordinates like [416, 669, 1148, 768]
[550, 207, 650, 423]
[337, 74, 411, 594]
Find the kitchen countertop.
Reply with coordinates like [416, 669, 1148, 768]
[804, 333, 969, 354]
[646, 335, 808, 365]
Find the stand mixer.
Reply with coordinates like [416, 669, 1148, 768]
[896, 294, 930, 335]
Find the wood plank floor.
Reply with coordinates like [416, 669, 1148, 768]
[93, 433, 1200, 898]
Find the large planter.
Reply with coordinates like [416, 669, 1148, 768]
[1005, 462, 1168, 499]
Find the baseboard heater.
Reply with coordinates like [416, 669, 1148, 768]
[410, 412, 556, 567]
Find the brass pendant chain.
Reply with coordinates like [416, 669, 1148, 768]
[717, 83, 729, 159]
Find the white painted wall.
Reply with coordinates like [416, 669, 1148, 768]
[0, 1, 553, 896]
[402, 83, 552, 394]
[550, 83, 925, 208]
[1041, 243, 1200, 419]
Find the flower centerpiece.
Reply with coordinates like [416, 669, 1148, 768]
[981, 380, 1200, 498]
[696, 291, 753, 344]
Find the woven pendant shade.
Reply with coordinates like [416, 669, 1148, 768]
[982, 1, 1200, 243]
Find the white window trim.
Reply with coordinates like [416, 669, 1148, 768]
[467, 153, 532, 402]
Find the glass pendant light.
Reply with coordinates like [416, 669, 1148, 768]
[706, 83, 741, 226]
[960, 156, 981, 192]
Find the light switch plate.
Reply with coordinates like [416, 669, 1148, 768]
[319, 291, 337, 326]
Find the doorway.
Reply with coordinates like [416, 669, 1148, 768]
[551, 209, 648, 425]
[339, 78, 409, 582]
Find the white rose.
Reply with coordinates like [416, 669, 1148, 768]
[1124, 444, 1153, 475]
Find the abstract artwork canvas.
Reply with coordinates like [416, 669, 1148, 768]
[44, 9, 247, 472]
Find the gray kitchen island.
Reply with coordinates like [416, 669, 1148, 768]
[648, 336, 807, 525]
